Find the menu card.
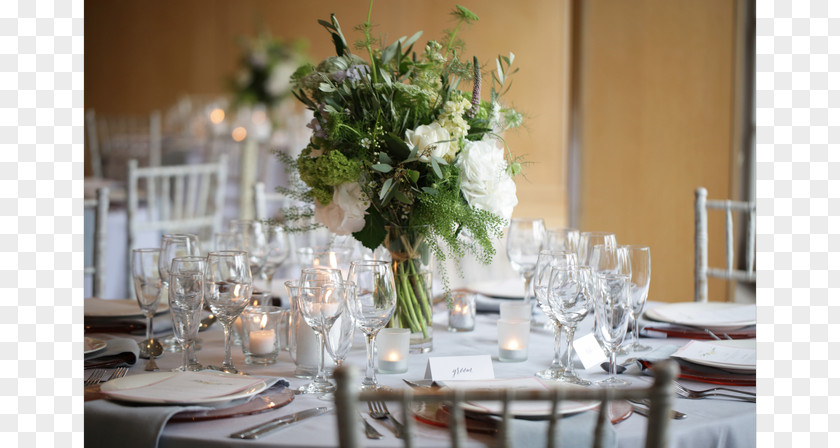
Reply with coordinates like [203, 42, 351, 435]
[671, 340, 756, 368]
[104, 372, 266, 403]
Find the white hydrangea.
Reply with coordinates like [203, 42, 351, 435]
[314, 182, 370, 235]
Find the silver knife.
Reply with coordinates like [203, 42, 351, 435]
[230, 407, 331, 439]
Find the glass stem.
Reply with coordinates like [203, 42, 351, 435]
[266, 272, 274, 300]
[552, 323, 562, 367]
[182, 341, 190, 370]
[523, 273, 534, 304]
[146, 315, 154, 343]
[364, 333, 376, 383]
[609, 349, 617, 380]
[563, 326, 577, 375]
[315, 331, 327, 384]
[222, 323, 233, 368]
[632, 315, 641, 347]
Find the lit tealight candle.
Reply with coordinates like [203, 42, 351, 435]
[248, 314, 276, 355]
[377, 328, 410, 373]
[240, 306, 284, 365]
[448, 292, 476, 332]
[497, 319, 530, 362]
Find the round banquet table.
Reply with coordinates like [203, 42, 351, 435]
[84, 301, 756, 448]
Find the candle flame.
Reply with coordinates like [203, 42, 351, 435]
[385, 351, 401, 362]
[209, 108, 225, 124]
[233, 283, 241, 298]
[504, 340, 521, 350]
[454, 304, 462, 313]
[260, 314, 268, 330]
[313, 258, 320, 267]
[329, 252, 338, 269]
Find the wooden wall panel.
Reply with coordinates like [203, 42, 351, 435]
[84, 0, 571, 227]
[577, 0, 737, 302]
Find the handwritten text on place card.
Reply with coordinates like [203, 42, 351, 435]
[424, 355, 495, 381]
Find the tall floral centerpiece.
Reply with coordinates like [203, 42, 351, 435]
[286, 3, 522, 352]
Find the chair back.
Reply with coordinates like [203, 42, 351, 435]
[694, 187, 756, 302]
[126, 155, 228, 295]
[335, 361, 678, 448]
[84, 187, 109, 297]
[86, 109, 162, 181]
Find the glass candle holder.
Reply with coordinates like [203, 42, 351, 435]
[240, 306, 284, 365]
[277, 308, 291, 351]
[377, 328, 410, 373]
[500, 302, 532, 322]
[296, 246, 353, 279]
[233, 292, 273, 345]
[448, 292, 476, 332]
[497, 319, 530, 362]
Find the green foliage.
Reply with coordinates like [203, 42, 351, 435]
[297, 147, 362, 205]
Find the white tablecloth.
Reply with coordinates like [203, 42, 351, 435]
[84, 300, 756, 448]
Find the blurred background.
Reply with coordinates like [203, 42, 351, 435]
[84, 0, 755, 303]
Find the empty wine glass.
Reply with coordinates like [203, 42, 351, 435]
[296, 281, 346, 395]
[546, 228, 580, 253]
[169, 256, 206, 372]
[533, 250, 577, 380]
[618, 245, 651, 353]
[230, 219, 268, 281]
[589, 244, 630, 276]
[262, 223, 291, 295]
[205, 250, 252, 374]
[546, 265, 590, 386]
[346, 260, 397, 390]
[593, 272, 632, 387]
[132, 248, 163, 367]
[506, 218, 546, 304]
[577, 232, 617, 269]
[325, 291, 355, 376]
[159, 234, 201, 355]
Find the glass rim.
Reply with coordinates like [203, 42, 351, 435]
[242, 305, 285, 314]
[161, 233, 198, 240]
[596, 272, 630, 279]
[349, 259, 390, 267]
[620, 244, 650, 250]
[207, 250, 248, 257]
[171, 255, 206, 263]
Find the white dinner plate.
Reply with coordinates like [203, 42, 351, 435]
[644, 302, 756, 332]
[84, 298, 170, 318]
[442, 379, 599, 417]
[100, 371, 268, 405]
[672, 339, 756, 373]
[467, 278, 523, 300]
[84, 337, 107, 355]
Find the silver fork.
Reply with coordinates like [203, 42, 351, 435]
[109, 367, 129, 381]
[368, 401, 405, 438]
[84, 369, 106, 386]
[673, 382, 756, 402]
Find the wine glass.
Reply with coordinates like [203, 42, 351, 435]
[593, 272, 632, 386]
[589, 244, 630, 276]
[159, 234, 201, 355]
[546, 228, 580, 253]
[131, 248, 163, 367]
[262, 223, 291, 295]
[577, 232, 617, 269]
[618, 245, 651, 353]
[346, 260, 397, 390]
[168, 256, 206, 372]
[230, 219, 268, 282]
[533, 250, 577, 380]
[205, 250, 253, 374]
[506, 218, 546, 304]
[546, 265, 590, 386]
[296, 281, 349, 395]
[325, 290, 355, 376]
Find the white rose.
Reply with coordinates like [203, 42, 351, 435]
[404, 122, 450, 162]
[456, 137, 518, 221]
[314, 182, 369, 235]
[266, 62, 296, 97]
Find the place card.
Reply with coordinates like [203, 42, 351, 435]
[424, 355, 495, 382]
[573, 333, 608, 369]
[671, 340, 756, 368]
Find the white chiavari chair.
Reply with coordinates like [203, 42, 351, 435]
[86, 109, 162, 182]
[694, 187, 756, 302]
[335, 361, 678, 448]
[125, 155, 228, 295]
[84, 187, 109, 298]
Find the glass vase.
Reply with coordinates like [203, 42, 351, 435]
[384, 225, 434, 353]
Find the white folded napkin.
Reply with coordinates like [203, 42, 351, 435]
[84, 338, 139, 368]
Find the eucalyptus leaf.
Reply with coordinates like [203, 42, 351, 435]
[379, 178, 395, 200]
[379, 152, 393, 165]
[403, 30, 423, 48]
[406, 169, 420, 183]
[394, 190, 412, 205]
[373, 163, 393, 173]
[430, 158, 442, 179]
[319, 82, 336, 93]
[422, 187, 439, 196]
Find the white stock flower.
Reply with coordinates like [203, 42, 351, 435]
[455, 137, 518, 221]
[266, 62, 296, 97]
[404, 122, 451, 162]
[314, 182, 369, 235]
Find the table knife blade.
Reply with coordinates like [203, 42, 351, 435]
[230, 407, 331, 439]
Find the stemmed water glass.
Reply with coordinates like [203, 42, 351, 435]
[346, 260, 397, 390]
[593, 273, 633, 386]
[159, 234, 201, 355]
[546, 228, 580, 253]
[533, 250, 578, 380]
[325, 296, 355, 376]
[577, 232, 617, 269]
[546, 265, 591, 385]
[205, 250, 253, 374]
[506, 218, 546, 303]
[262, 223, 291, 295]
[131, 248, 163, 368]
[230, 219, 268, 282]
[296, 281, 349, 395]
[618, 245, 651, 354]
[168, 256, 206, 372]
